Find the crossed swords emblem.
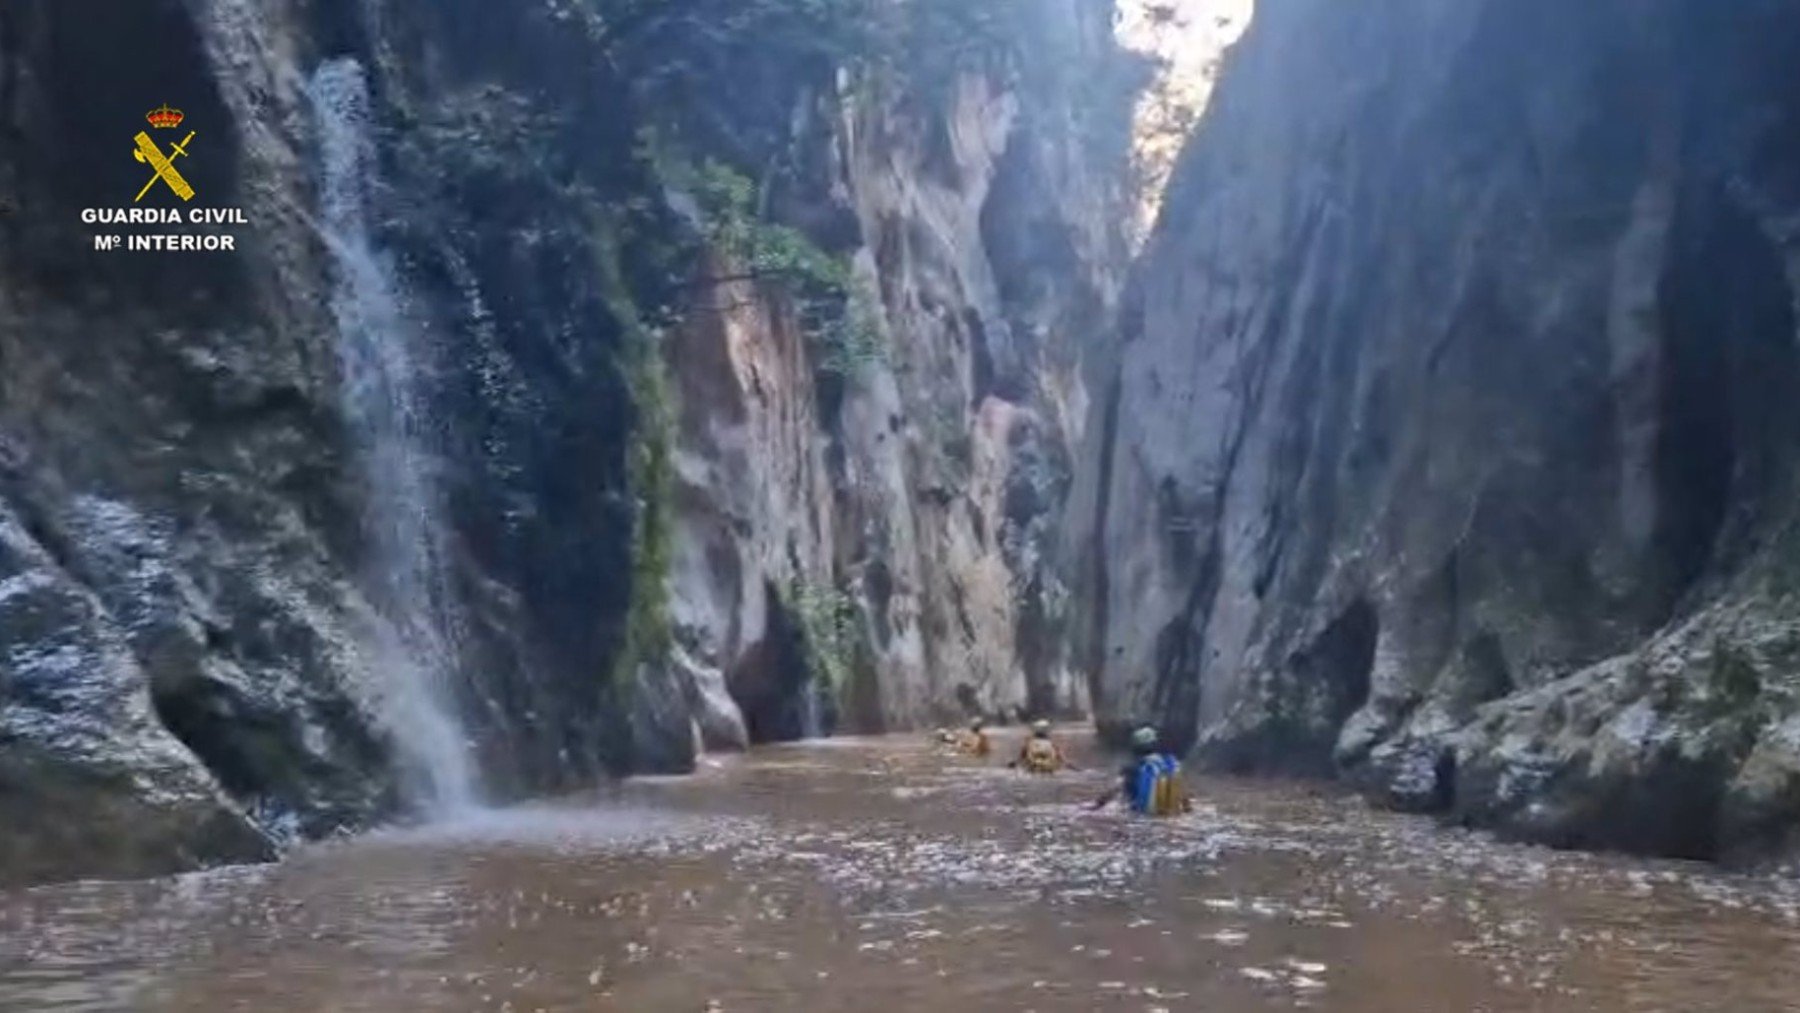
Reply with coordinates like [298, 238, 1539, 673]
[133, 130, 196, 202]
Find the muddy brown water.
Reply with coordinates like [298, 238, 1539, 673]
[5, 731, 1800, 1011]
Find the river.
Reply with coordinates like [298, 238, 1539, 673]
[5, 730, 1800, 1011]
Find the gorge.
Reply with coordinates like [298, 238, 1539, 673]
[1080, 0, 1800, 865]
[6, 0, 1800, 895]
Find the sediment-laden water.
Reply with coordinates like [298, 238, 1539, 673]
[5, 731, 1800, 1011]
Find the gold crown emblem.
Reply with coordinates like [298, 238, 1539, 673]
[146, 104, 184, 129]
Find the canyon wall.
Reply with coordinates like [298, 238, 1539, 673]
[664, 4, 1139, 742]
[0, 0, 1138, 884]
[1085, 0, 1800, 861]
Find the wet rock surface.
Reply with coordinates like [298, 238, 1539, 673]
[0, 0, 412, 879]
[6, 734, 1800, 1011]
[1, 0, 679, 877]
[0, 0, 1135, 882]
[0, 502, 272, 882]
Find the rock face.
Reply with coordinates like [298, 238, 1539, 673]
[657, 1, 1139, 739]
[0, 0, 1136, 883]
[2, 0, 410, 881]
[0, 500, 274, 882]
[1084, 0, 1800, 860]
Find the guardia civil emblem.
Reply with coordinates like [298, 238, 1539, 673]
[134, 104, 196, 202]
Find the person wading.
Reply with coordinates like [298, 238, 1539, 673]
[960, 717, 992, 758]
[1090, 725, 1189, 814]
[1010, 719, 1072, 774]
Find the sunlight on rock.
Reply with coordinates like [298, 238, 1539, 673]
[1113, 0, 1255, 241]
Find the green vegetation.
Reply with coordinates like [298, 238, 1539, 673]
[677, 156, 849, 292]
[594, 215, 677, 685]
[636, 131, 887, 381]
[788, 578, 863, 693]
[815, 283, 886, 377]
[622, 341, 676, 663]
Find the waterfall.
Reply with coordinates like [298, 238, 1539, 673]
[799, 684, 823, 741]
[305, 58, 478, 811]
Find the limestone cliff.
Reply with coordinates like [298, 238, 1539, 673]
[663, 5, 1139, 741]
[0, 0, 1137, 884]
[1086, 0, 1800, 861]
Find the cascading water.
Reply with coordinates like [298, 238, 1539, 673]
[306, 57, 478, 812]
[799, 685, 824, 741]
